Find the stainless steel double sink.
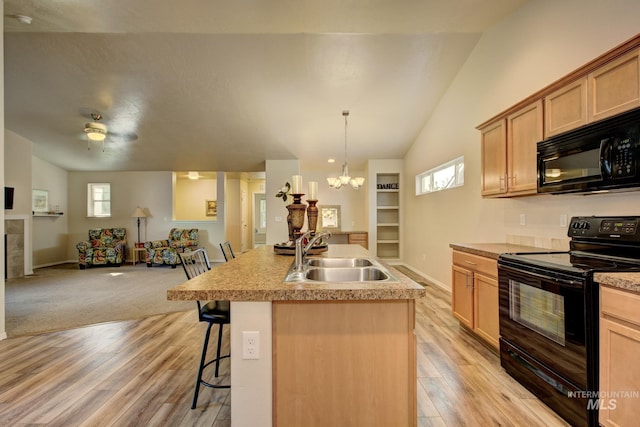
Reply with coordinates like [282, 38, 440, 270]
[284, 257, 399, 283]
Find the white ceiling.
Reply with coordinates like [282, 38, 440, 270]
[3, 0, 526, 172]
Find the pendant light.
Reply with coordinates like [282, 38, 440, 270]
[327, 110, 365, 190]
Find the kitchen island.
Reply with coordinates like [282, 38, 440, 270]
[167, 244, 425, 427]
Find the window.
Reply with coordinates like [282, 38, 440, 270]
[415, 156, 464, 195]
[87, 183, 111, 217]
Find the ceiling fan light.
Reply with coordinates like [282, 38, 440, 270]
[84, 122, 107, 142]
[86, 131, 106, 142]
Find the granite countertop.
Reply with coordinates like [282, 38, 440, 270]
[595, 272, 640, 294]
[449, 242, 551, 260]
[167, 244, 425, 302]
[451, 243, 640, 295]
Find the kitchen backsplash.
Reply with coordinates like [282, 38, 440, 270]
[507, 234, 570, 251]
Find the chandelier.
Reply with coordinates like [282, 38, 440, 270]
[327, 110, 365, 189]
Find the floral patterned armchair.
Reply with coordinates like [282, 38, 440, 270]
[76, 228, 127, 269]
[144, 228, 198, 268]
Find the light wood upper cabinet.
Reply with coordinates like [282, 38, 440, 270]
[480, 119, 507, 196]
[506, 100, 543, 195]
[545, 78, 588, 137]
[479, 36, 640, 198]
[480, 101, 542, 198]
[588, 48, 640, 122]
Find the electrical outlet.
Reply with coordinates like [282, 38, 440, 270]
[519, 214, 526, 226]
[560, 214, 568, 227]
[242, 331, 260, 360]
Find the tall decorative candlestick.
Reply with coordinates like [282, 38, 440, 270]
[308, 181, 317, 200]
[307, 199, 318, 235]
[291, 175, 303, 194]
[286, 193, 307, 242]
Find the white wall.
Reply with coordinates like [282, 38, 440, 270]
[174, 176, 217, 221]
[5, 130, 32, 215]
[225, 176, 242, 252]
[265, 161, 367, 246]
[68, 171, 228, 262]
[32, 156, 69, 267]
[299, 169, 367, 232]
[266, 160, 300, 245]
[403, 0, 640, 289]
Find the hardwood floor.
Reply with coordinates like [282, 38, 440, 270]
[0, 282, 569, 426]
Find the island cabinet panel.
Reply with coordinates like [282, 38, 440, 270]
[544, 78, 588, 137]
[589, 49, 640, 123]
[599, 286, 640, 427]
[272, 300, 416, 427]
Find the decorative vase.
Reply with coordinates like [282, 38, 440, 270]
[286, 194, 307, 242]
[307, 200, 318, 236]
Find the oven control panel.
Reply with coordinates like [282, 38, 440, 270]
[568, 216, 640, 239]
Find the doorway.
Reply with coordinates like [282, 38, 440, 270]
[253, 193, 266, 247]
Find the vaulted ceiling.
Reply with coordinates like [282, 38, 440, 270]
[3, 0, 526, 172]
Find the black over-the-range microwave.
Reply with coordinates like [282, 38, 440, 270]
[537, 107, 640, 194]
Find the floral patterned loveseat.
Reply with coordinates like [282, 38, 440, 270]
[76, 228, 127, 269]
[144, 228, 198, 268]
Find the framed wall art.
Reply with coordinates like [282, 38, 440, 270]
[32, 189, 49, 213]
[320, 205, 341, 230]
[205, 200, 217, 217]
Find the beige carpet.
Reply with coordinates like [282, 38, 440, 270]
[5, 262, 218, 338]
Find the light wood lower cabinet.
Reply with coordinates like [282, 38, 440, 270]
[451, 251, 499, 350]
[599, 286, 640, 427]
[273, 300, 416, 427]
[347, 232, 368, 249]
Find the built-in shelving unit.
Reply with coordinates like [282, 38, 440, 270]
[376, 173, 400, 259]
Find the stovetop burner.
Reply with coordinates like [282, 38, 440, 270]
[499, 216, 640, 277]
[500, 250, 640, 276]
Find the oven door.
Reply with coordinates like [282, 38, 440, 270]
[498, 263, 587, 388]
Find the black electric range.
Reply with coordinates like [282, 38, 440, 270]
[497, 216, 640, 427]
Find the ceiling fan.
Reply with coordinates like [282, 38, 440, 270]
[82, 111, 138, 151]
[83, 113, 108, 151]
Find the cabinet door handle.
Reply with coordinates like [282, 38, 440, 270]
[464, 260, 477, 265]
[499, 176, 505, 191]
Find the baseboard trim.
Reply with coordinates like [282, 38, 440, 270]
[392, 262, 450, 292]
[32, 260, 77, 270]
